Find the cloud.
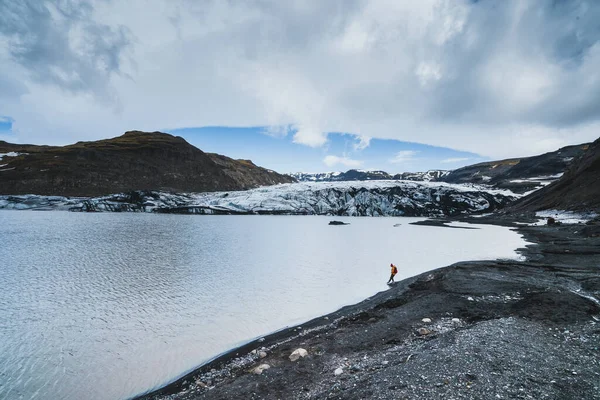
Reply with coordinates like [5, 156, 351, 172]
[389, 150, 419, 164]
[0, 1, 132, 99]
[323, 155, 363, 168]
[440, 157, 470, 164]
[353, 135, 371, 150]
[261, 125, 292, 138]
[1, 1, 600, 158]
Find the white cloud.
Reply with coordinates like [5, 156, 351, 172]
[353, 135, 371, 150]
[441, 157, 470, 164]
[323, 155, 363, 168]
[389, 150, 419, 164]
[262, 125, 292, 138]
[1, 0, 600, 158]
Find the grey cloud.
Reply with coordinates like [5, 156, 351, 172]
[425, 0, 600, 127]
[0, 0, 131, 97]
[3, 0, 600, 159]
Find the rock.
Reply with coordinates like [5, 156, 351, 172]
[334, 368, 344, 376]
[259, 351, 267, 359]
[252, 364, 270, 374]
[422, 318, 432, 323]
[452, 318, 460, 323]
[289, 348, 308, 361]
[195, 380, 208, 388]
[467, 297, 474, 301]
[417, 328, 432, 336]
[329, 220, 349, 225]
[547, 217, 556, 225]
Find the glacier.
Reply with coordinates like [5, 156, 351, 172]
[0, 180, 521, 217]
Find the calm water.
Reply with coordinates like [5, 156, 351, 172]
[0, 212, 528, 400]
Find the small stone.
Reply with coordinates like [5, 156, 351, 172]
[258, 337, 265, 342]
[382, 361, 389, 365]
[289, 348, 308, 361]
[252, 364, 270, 374]
[572, 371, 578, 375]
[452, 318, 460, 323]
[421, 318, 432, 323]
[417, 328, 431, 336]
[259, 351, 267, 359]
[334, 368, 344, 376]
[467, 297, 474, 301]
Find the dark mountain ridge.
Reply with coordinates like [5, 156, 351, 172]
[0, 131, 294, 196]
[511, 137, 600, 212]
[438, 144, 588, 193]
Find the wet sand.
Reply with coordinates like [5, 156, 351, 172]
[136, 215, 600, 400]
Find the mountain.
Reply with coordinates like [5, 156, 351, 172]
[512, 137, 600, 212]
[438, 144, 589, 193]
[0, 181, 519, 217]
[393, 170, 450, 182]
[0, 131, 294, 196]
[289, 169, 449, 182]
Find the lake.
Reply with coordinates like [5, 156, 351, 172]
[0, 212, 528, 399]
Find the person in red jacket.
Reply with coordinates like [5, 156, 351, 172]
[387, 263, 398, 284]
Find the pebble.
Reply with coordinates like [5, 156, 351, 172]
[252, 364, 270, 375]
[289, 348, 308, 361]
[467, 297, 475, 301]
[417, 327, 431, 336]
[259, 351, 267, 359]
[452, 318, 460, 323]
[334, 368, 344, 376]
[422, 318, 432, 323]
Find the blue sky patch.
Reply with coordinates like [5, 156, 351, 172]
[168, 126, 485, 174]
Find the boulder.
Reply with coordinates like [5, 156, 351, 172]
[289, 348, 308, 361]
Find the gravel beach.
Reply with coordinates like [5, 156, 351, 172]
[137, 216, 600, 400]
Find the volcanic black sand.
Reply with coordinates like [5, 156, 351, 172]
[137, 215, 600, 400]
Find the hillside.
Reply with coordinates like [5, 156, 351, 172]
[0, 131, 294, 196]
[512, 137, 600, 212]
[439, 144, 588, 193]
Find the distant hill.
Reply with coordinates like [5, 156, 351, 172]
[288, 169, 449, 182]
[0, 131, 294, 196]
[438, 144, 589, 193]
[512, 137, 600, 212]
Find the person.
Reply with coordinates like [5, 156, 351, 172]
[387, 263, 398, 284]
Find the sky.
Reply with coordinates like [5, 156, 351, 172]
[1, 1, 600, 174]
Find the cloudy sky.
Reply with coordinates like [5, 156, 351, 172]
[1, 1, 599, 173]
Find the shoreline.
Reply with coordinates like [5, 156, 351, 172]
[135, 214, 600, 400]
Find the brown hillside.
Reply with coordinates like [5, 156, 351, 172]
[0, 131, 294, 196]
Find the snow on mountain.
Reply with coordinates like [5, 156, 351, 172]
[0, 180, 520, 217]
[289, 169, 450, 183]
[288, 172, 343, 182]
[394, 170, 450, 182]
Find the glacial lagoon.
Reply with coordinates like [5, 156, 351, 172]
[0, 212, 528, 399]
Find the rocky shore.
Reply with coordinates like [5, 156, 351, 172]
[137, 215, 600, 400]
